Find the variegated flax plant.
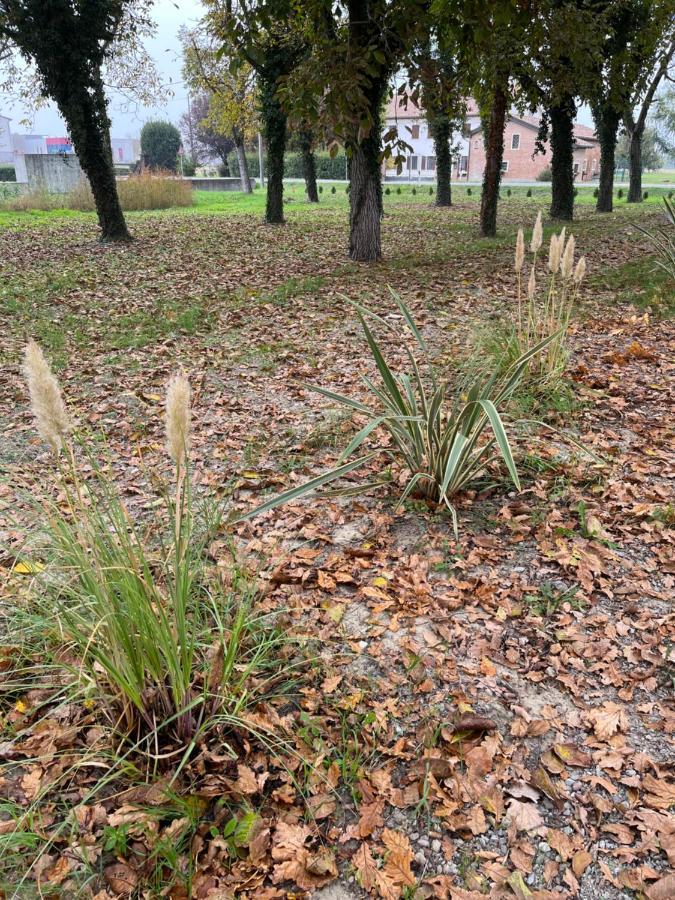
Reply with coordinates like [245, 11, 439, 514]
[514, 211, 587, 387]
[240, 293, 560, 535]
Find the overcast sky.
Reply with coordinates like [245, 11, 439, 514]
[0, 0, 594, 138]
[1, 0, 206, 139]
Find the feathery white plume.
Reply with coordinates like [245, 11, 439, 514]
[530, 212, 543, 254]
[165, 373, 191, 468]
[23, 341, 70, 453]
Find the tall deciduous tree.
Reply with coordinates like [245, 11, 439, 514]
[282, 1, 428, 261]
[0, 0, 156, 241]
[203, 0, 305, 223]
[179, 92, 236, 170]
[181, 23, 258, 193]
[622, 23, 675, 203]
[409, 30, 465, 208]
[586, 0, 670, 213]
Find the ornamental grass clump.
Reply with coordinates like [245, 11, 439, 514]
[241, 295, 559, 534]
[512, 212, 586, 387]
[636, 197, 675, 279]
[20, 346, 281, 754]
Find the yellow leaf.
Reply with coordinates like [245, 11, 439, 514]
[372, 576, 388, 587]
[13, 560, 43, 575]
[327, 605, 345, 624]
[242, 471, 260, 479]
[15, 700, 27, 713]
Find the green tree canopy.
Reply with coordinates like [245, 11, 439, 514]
[141, 120, 182, 171]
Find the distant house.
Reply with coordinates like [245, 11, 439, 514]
[467, 115, 600, 181]
[383, 96, 600, 182]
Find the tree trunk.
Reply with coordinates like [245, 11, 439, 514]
[348, 81, 385, 262]
[260, 74, 286, 224]
[480, 82, 508, 237]
[595, 106, 620, 213]
[627, 122, 644, 203]
[59, 78, 130, 242]
[219, 155, 231, 176]
[300, 129, 319, 202]
[432, 118, 452, 207]
[549, 95, 575, 221]
[234, 138, 252, 193]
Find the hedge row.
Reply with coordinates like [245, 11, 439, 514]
[0, 165, 16, 182]
[228, 150, 348, 180]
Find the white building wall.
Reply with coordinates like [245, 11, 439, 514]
[384, 114, 477, 179]
[0, 116, 13, 164]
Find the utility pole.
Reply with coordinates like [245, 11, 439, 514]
[258, 132, 265, 187]
[186, 92, 195, 161]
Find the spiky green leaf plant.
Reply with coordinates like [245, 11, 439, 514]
[636, 198, 675, 279]
[240, 293, 559, 533]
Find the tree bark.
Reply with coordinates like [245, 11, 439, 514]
[60, 78, 130, 242]
[234, 136, 252, 193]
[260, 74, 286, 224]
[432, 119, 452, 207]
[549, 94, 575, 221]
[300, 129, 319, 202]
[480, 82, 508, 237]
[595, 106, 620, 213]
[218, 155, 231, 177]
[627, 121, 644, 203]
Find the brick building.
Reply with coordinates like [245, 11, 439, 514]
[383, 97, 600, 182]
[466, 114, 600, 181]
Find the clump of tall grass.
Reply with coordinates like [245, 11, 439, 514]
[69, 171, 194, 211]
[19, 344, 285, 755]
[241, 294, 559, 534]
[512, 212, 586, 387]
[2, 184, 63, 211]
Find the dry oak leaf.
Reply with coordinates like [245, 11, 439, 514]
[358, 798, 385, 838]
[572, 850, 593, 877]
[585, 702, 628, 740]
[271, 821, 334, 891]
[353, 841, 378, 893]
[505, 799, 544, 833]
[381, 827, 416, 889]
[552, 743, 592, 767]
[642, 774, 675, 810]
[104, 862, 138, 896]
[646, 873, 675, 900]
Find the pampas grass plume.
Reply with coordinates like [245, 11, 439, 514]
[23, 341, 70, 453]
[165, 373, 191, 468]
[561, 234, 576, 279]
[530, 212, 543, 254]
[515, 228, 525, 273]
[574, 256, 587, 284]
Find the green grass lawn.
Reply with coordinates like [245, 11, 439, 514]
[0, 179, 672, 232]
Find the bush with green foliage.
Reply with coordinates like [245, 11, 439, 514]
[242, 295, 559, 534]
[429, 186, 433, 195]
[507, 188, 512, 197]
[593, 188, 599, 198]
[181, 157, 197, 177]
[467, 187, 472, 195]
[141, 120, 182, 172]
[0, 164, 16, 182]
[385, 187, 391, 195]
[643, 191, 649, 200]
[331, 185, 336, 194]
[526, 188, 533, 197]
[397, 186, 402, 194]
[412, 187, 417, 195]
[536, 167, 552, 182]
[617, 188, 624, 199]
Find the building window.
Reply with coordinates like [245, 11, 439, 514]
[500, 160, 509, 173]
[459, 155, 468, 172]
[421, 156, 426, 171]
[407, 155, 418, 171]
[410, 123, 420, 140]
[573, 162, 579, 175]
[426, 156, 436, 171]
[511, 133, 520, 150]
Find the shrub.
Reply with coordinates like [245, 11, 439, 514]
[345, 186, 349, 193]
[593, 188, 599, 198]
[385, 186, 391, 195]
[228, 150, 348, 180]
[217, 162, 230, 177]
[635, 197, 675, 279]
[396, 186, 402, 194]
[643, 191, 649, 200]
[19, 346, 288, 751]
[67, 173, 194, 211]
[412, 187, 417, 195]
[242, 296, 559, 534]
[467, 187, 472, 195]
[573, 188, 578, 197]
[618, 188, 624, 199]
[331, 185, 336, 194]
[0, 164, 16, 182]
[1, 185, 63, 211]
[319, 185, 324, 193]
[526, 188, 533, 197]
[429, 186, 434, 195]
[536, 166, 552, 182]
[507, 188, 512, 197]
[140, 120, 181, 171]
